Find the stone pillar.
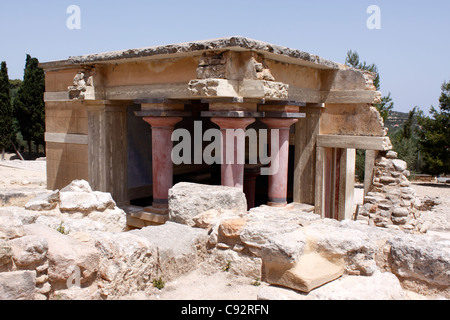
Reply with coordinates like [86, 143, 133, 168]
[142, 116, 182, 215]
[86, 100, 131, 206]
[210, 117, 255, 190]
[260, 118, 298, 207]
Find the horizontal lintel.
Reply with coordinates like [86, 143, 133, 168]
[317, 134, 392, 151]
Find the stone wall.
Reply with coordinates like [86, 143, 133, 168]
[357, 151, 427, 233]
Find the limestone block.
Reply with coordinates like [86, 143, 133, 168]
[0, 270, 36, 300]
[303, 223, 378, 276]
[25, 190, 59, 211]
[35, 215, 106, 234]
[388, 235, 450, 295]
[0, 240, 12, 266]
[168, 182, 247, 227]
[60, 180, 93, 193]
[8, 236, 48, 268]
[261, 229, 306, 265]
[219, 218, 247, 239]
[0, 216, 25, 240]
[208, 249, 262, 279]
[192, 209, 220, 229]
[88, 230, 157, 298]
[258, 271, 405, 300]
[130, 222, 208, 282]
[392, 159, 407, 172]
[392, 207, 409, 217]
[264, 252, 345, 293]
[23, 224, 100, 289]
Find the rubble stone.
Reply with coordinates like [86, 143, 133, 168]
[168, 182, 247, 227]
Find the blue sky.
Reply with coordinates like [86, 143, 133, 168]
[1, 0, 449, 114]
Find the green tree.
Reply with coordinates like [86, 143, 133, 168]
[345, 50, 393, 122]
[417, 81, 450, 175]
[14, 55, 45, 155]
[9, 79, 22, 104]
[389, 107, 419, 172]
[0, 61, 15, 160]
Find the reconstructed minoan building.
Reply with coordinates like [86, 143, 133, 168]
[40, 37, 392, 228]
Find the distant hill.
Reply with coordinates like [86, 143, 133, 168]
[384, 110, 410, 132]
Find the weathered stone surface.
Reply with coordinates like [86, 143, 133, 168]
[219, 218, 247, 239]
[258, 271, 405, 300]
[35, 215, 106, 234]
[88, 230, 157, 298]
[0, 207, 38, 225]
[386, 151, 398, 159]
[25, 190, 59, 211]
[0, 240, 12, 266]
[388, 235, 450, 296]
[264, 252, 345, 293]
[208, 249, 262, 279]
[261, 229, 306, 265]
[392, 207, 409, 217]
[23, 224, 100, 289]
[8, 236, 48, 268]
[168, 182, 247, 227]
[60, 180, 92, 193]
[392, 159, 407, 172]
[52, 286, 100, 300]
[130, 222, 208, 282]
[59, 191, 115, 213]
[0, 216, 25, 240]
[56, 180, 116, 213]
[0, 270, 36, 300]
[192, 209, 219, 229]
[69, 36, 342, 70]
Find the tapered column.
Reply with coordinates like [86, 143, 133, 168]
[143, 117, 182, 213]
[260, 118, 298, 207]
[210, 117, 255, 190]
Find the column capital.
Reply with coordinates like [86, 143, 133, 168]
[211, 117, 255, 130]
[142, 116, 182, 128]
[260, 117, 298, 129]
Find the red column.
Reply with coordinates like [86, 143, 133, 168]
[143, 116, 182, 213]
[260, 118, 298, 207]
[210, 117, 255, 190]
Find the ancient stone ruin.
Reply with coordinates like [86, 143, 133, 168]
[0, 38, 448, 300]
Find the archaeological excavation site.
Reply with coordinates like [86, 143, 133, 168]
[0, 37, 449, 300]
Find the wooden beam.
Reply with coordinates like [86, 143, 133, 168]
[294, 111, 320, 205]
[338, 148, 355, 221]
[314, 146, 325, 217]
[317, 134, 392, 151]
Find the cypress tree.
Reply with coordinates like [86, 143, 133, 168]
[0, 61, 14, 160]
[14, 54, 45, 155]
